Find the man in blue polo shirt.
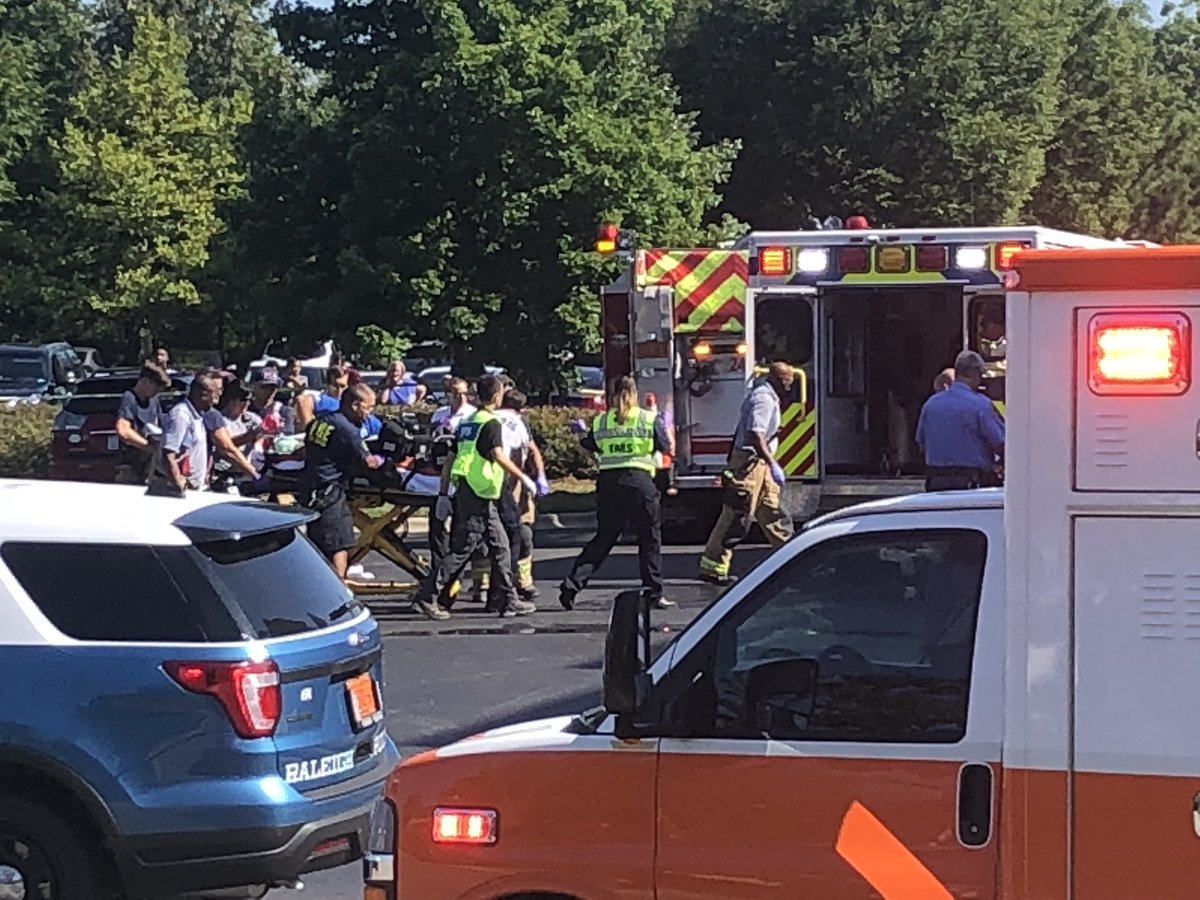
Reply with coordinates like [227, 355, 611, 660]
[916, 350, 1005, 492]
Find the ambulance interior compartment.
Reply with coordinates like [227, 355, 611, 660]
[809, 287, 1004, 477]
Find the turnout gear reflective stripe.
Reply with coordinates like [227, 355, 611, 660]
[594, 408, 657, 473]
[699, 555, 730, 577]
[450, 410, 505, 500]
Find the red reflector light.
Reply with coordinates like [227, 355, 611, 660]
[994, 241, 1029, 270]
[165, 660, 282, 739]
[758, 247, 792, 276]
[1088, 314, 1191, 395]
[433, 808, 498, 845]
[915, 245, 948, 272]
[838, 247, 870, 273]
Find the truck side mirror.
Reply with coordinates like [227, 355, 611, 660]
[744, 658, 818, 737]
[603, 590, 651, 720]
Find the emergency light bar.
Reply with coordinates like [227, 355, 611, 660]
[797, 248, 828, 274]
[1088, 313, 1191, 396]
[994, 241, 1029, 271]
[759, 247, 792, 276]
[839, 247, 870, 273]
[876, 245, 910, 273]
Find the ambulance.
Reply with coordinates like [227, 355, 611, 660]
[364, 244, 1200, 898]
[600, 222, 1126, 524]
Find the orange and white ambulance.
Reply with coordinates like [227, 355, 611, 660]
[366, 245, 1200, 898]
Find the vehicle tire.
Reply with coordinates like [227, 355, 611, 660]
[0, 794, 119, 900]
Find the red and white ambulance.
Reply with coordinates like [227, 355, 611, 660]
[366, 245, 1200, 898]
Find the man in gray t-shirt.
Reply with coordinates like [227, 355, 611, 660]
[154, 372, 223, 493]
[115, 362, 172, 484]
[699, 361, 796, 585]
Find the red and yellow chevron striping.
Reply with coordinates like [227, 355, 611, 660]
[776, 398, 817, 478]
[638, 249, 748, 333]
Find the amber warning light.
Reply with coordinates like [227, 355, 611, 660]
[433, 807, 498, 845]
[1088, 313, 1191, 396]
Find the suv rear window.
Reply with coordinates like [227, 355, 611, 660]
[2, 543, 214, 642]
[190, 529, 363, 639]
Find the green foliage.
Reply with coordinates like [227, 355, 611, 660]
[0, 405, 56, 478]
[353, 325, 412, 369]
[524, 406, 601, 479]
[50, 9, 251, 339]
[274, 0, 735, 386]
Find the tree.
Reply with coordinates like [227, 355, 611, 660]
[669, 0, 1074, 228]
[50, 8, 250, 352]
[276, 0, 737, 384]
[1025, 1, 1164, 236]
[0, 0, 92, 341]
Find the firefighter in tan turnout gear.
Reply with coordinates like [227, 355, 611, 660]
[698, 361, 795, 585]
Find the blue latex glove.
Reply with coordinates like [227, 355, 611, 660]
[569, 418, 588, 435]
[536, 473, 551, 497]
[769, 462, 786, 486]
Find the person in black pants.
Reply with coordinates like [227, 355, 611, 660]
[559, 375, 674, 611]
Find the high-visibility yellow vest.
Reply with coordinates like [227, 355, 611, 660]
[451, 409, 505, 499]
[594, 408, 657, 473]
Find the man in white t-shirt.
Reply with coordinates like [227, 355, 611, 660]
[493, 388, 550, 603]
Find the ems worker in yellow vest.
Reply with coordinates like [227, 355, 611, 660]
[559, 375, 674, 610]
[415, 375, 539, 620]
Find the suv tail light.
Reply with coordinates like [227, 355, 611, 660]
[165, 660, 281, 738]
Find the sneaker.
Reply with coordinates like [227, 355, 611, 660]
[559, 588, 577, 611]
[519, 584, 540, 601]
[415, 598, 451, 621]
[652, 596, 676, 609]
[698, 571, 737, 587]
[500, 598, 537, 617]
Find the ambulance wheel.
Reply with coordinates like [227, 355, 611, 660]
[0, 794, 118, 900]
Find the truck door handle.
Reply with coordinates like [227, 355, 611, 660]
[958, 763, 992, 847]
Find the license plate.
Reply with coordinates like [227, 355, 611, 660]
[106, 435, 119, 451]
[346, 672, 381, 729]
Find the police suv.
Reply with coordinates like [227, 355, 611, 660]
[0, 480, 398, 899]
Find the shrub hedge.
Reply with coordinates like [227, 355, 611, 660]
[0, 402, 599, 481]
[0, 404, 56, 478]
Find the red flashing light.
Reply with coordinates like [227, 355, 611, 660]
[846, 215, 870, 230]
[838, 247, 870, 273]
[994, 241, 1029, 271]
[916, 245, 949, 272]
[165, 660, 281, 739]
[1088, 314, 1190, 395]
[433, 808, 498, 845]
[758, 247, 792, 276]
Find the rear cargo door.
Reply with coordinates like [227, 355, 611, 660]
[192, 530, 391, 793]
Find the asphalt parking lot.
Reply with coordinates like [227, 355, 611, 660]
[288, 538, 769, 900]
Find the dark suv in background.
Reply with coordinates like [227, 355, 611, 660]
[0, 342, 87, 401]
[49, 369, 190, 482]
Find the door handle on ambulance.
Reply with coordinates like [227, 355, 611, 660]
[958, 763, 992, 847]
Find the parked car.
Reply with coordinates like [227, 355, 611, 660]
[73, 345, 105, 375]
[0, 480, 400, 899]
[0, 342, 86, 400]
[49, 370, 190, 482]
[417, 364, 505, 404]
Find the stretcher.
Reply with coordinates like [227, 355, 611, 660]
[249, 436, 442, 597]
